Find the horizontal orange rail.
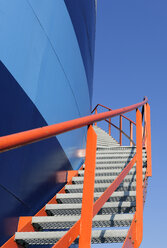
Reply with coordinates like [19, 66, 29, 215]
[105, 119, 136, 145]
[92, 103, 136, 125]
[0, 97, 148, 153]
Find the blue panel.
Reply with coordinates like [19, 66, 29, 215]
[0, 0, 88, 168]
[0, 61, 74, 245]
[64, 0, 96, 101]
[0, 185, 24, 245]
[0, 61, 72, 200]
[28, 0, 91, 115]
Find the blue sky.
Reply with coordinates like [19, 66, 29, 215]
[92, 0, 167, 247]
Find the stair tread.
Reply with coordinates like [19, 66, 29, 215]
[15, 229, 128, 245]
[32, 213, 134, 223]
[65, 181, 137, 190]
[46, 201, 136, 210]
[72, 174, 145, 182]
[79, 168, 146, 176]
[56, 191, 136, 199]
[32, 214, 134, 230]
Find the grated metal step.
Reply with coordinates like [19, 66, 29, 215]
[78, 167, 146, 177]
[97, 146, 145, 150]
[45, 201, 136, 216]
[97, 142, 119, 145]
[56, 191, 136, 204]
[32, 213, 134, 231]
[65, 181, 137, 193]
[83, 161, 147, 170]
[72, 174, 145, 185]
[96, 154, 146, 160]
[15, 229, 128, 246]
[96, 158, 147, 164]
[96, 149, 146, 154]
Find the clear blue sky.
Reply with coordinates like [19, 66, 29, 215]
[92, 0, 167, 247]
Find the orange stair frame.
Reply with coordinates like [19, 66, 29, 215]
[0, 97, 152, 248]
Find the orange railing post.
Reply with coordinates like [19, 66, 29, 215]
[146, 103, 152, 177]
[136, 108, 143, 247]
[130, 122, 133, 146]
[119, 115, 122, 145]
[95, 108, 97, 126]
[109, 117, 111, 136]
[79, 125, 97, 248]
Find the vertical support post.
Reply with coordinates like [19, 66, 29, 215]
[109, 117, 111, 136]
[136, 109, 143, 247]
[95, 109, 97, 126]
[119, 115, 122, 145]
[142, 105, 147, 147]
[79, 125, 97, 248]
[146, 103, 152, 177]
[130, 122, 133, 146]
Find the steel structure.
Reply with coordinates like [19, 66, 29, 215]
[1, 97, 152, 248]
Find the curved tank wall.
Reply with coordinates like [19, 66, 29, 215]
[0, 0, 96, 245]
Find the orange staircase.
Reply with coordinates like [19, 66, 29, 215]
[1, 97, 152, 248]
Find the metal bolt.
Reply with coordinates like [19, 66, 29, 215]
[132, 241, 135, 244]
[129, 236, 132, 240]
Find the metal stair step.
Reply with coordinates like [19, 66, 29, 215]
[97, 143, 117, 145]
[93, 162, 147, 169]
[32, 213, 134, 230]
[65, 181, 137, 193]
[45, 201, 136, 216]
[78, 168, 146, 177]
[97, 146, 145, 150]
[72, 174, 145, 184]
[96, 159, 146, 165]
[83, 161, 147, 170]
[56, 191, 136, 204]
[97, 144, 120, 148]
[96, 149, 146, 154]
[15, 229, 128, 246]
[96, 158, 147, 164]
[97, 138, 118, 141]
[96, 154, 146, 160]
[97, 139, 118, 143]
[97, 141, 117, 146]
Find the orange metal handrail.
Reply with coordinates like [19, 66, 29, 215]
[91, 102, 140, 146]
[105, 119, 135, 145]
[0, 97, 148, 153]
[92, 103, 136, 125]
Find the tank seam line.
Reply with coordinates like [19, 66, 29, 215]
[0, 183, 31, 209]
